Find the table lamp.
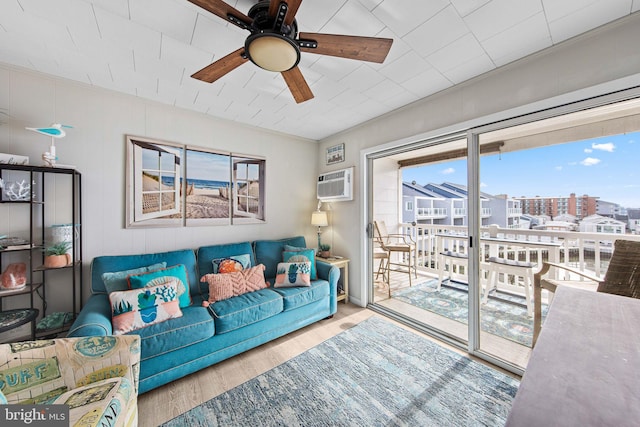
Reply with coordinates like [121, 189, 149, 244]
[311, 209, 328, 250]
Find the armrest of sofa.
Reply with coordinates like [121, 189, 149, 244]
[0, 335, 140, 402]
[67, 293, 114, 337]
[316, 260, 340, 312]
[316, 260, 340, 285]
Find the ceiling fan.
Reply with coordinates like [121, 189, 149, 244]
[188, 0, 394, 103]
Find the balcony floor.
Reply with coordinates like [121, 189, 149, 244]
[372, 268, 533, 369]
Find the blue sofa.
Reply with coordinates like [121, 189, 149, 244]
[68, 236, 339, 394]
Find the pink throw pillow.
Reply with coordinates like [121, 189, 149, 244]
[200, 264, 268, 306]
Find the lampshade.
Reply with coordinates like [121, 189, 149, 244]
[311, 211, 328, 227]
[246, 33, 300, 72]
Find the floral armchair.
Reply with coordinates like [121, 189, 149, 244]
[0, 335, 140, 427]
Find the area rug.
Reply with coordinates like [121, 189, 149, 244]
[162, 316, 519, 427]
[393, 280, 547, 347]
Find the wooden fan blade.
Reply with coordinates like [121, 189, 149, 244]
[188, 0, 252, 28]
[299, 32, 393, 63]
[191, 48, 249, 83]
[268, 0, 302, 26]
[282, 67, 313, 103]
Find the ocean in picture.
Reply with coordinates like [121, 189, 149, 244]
[160, 177, 230, 190]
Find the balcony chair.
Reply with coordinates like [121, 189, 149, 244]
[533, 239, 640, 346]
[374, 220, 417, 288]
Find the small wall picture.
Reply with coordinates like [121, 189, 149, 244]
[326, 143, 345, 165]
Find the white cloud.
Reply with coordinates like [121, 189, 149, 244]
[584, 148, 592, 153]
[592, 142, 615, 152]
[580, 157, 601, 166]
[480, 182, 487, 188]
[442, 167, 455, 174]
[555, 166, 563, 171]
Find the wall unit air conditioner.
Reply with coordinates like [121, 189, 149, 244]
[317, 167, 353, 201]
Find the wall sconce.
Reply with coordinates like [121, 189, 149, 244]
[311, 207, 328, 250]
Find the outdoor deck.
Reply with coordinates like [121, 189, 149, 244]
[372, 224, 640, 369]
[372, 269, 533, 367]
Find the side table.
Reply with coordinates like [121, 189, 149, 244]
[0, 308, 39, 340]
[320, 257, 350, 304]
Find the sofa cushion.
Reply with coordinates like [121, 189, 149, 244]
[102, 262, 167, 293]
[197, 242, 255, 275]
[91, 250, 199, 298]
[254, 236, 307, 280]
[128, 264, 192, 308]
[209, 288, 283, 334]
[201, 265, 268, 304]
[282, 248, 317, 280]
[109, 281, 183, 335]
[274, 262, 311, 287]
[197, 242, 255, 293]
[212, 254, 252, 274]
[270, 280, 330, 311]
[133, 305, 215, 361]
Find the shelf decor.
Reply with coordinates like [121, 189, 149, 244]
[0, 163, 82, 341]
[1, 263, 27, 290]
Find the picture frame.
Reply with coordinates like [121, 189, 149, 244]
[125, 135, 266, 228]
[326, 143, 345, 165]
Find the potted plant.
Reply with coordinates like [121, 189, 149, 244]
[318, 244, 331, 258]
[44, 241, 72, 268]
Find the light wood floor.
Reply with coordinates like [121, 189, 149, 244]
[138, 304, 513, 427]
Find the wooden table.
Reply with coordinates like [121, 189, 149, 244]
[506, 286, 640, 426]
[320, 257, 349, 304]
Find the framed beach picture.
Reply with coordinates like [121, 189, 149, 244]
[326, 143, 345, 165]
[126, 135, 266, 228]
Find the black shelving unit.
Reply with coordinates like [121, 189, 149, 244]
[0, 164, 82, 341]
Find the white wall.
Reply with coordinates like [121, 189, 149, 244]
[318, 13, 640, 306]
[0, 66, 319, 312]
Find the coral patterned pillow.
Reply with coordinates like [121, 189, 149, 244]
[109, 280, 182, 335]
[200, 264, 268, 305]
[212, 254, 252, 274]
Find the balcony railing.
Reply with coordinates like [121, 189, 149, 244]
[453, 208, 467, 217]
[400, 222, 640, 297]
[416, 207, 447, 218]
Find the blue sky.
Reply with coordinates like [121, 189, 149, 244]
[402, 132, 639, 208]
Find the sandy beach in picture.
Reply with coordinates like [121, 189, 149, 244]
[142, 174, 259, 219]
[143, 174, 230, 219]
[185, 187, 230, 219]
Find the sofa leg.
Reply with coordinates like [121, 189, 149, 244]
[325, 315, 334, 319]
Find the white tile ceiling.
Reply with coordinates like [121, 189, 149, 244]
[1, 0, 639, 140]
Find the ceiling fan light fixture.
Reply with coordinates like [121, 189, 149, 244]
[246, 32, 300, 72]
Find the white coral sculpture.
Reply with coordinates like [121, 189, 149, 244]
[3, 180, 31, 201]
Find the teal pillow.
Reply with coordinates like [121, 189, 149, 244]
[283, 249, 317, 280]
[102, 262, 167, 293]
[128, 264, 192, 308]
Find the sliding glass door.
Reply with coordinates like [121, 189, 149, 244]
[470, 94, 640, 370]
[368, 134, 472, 344]
[367, 88, 640, 374]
